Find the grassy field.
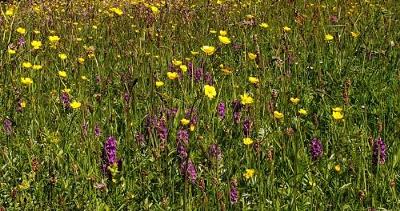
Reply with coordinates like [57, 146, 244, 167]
[0, 0, 400, 209]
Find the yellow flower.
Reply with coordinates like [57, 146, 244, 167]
[32, 64, 43, 70]
[201, 46, 216, 56]
[180, 65, 188, 72]
[243, 169, 255, 179]
[298, 109, 308, 116]
[283, 26, 291, 32]
[5, 8, 14, 16]
[248, 52, 257, 60]
[209, 30, 217, 34]
[81, 76, 88, 81]
[155, 81, 164, 87]
[16, 27, 26, 35]
[191, 51, 199, 56]
[204, 85, 217, 99]
[77, 57, 85, 64]
[334, 164, 341, 172]
[274, 111, 284, 119]
[218, 36, 231, 44]
[63, 88, 71, 94]
[290, 97, 300, 105]
[246, 14, 254, 19]
[219, 30, 227, 36]
[48, 35, 60, 43]
[58, 53, 68, 60]
[21, 77, 33, 85]
[332, 107, 343, 112]
[181, 118, 190, 126]
[150, 5, 159, 14]
[325, 34, 334, 41]
[172, 59, 182, 66]
[70, 101, 81, 109]
[243, 137, 253, 145]
[248, 76, 259, 84]
[351, 31, 360, 38]
[33, 30, 40, 34]
[110, 7, 123, 16]
[22, 62, 32, 68]
[332, 111, 344, 120]
[167, 72, 179, 80]
[190, 124, 195, 132]
[8, 49, 16, 55]
[18, 180, 30, 190]
[20, 100, 27, 108]
[31, 40, 42, 50]
[58, 71, 67, 78]
[259, 22, 269, 28]
[240, 93, 254, 105]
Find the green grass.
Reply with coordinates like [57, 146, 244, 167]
[0, 0, 399, 209]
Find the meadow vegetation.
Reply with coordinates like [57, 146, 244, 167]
[0, 0, 400, 209]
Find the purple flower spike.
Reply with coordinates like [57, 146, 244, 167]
[243, 119, 252, 137]
[372, 137, 387, 166]
[230, 179, 239, 204]
[309, 138, 323, 160]
[217, 102, 225, 119]
[180, 159, 197, 183]
[3, 118, 13, 135]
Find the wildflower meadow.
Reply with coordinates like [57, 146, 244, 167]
[0, 0, 400, 210]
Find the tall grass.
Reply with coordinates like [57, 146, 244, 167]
[0, 0, 399, 209]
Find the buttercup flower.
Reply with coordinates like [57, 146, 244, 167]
[351, 31, 360, 38]
[240, 93, 254, 105]
[332, 111, 344, 120]
[204, 85, 217, 99]
[32, 65, 42, 70]
[274, 111, 284, 119]
[155, 81, 164, 87]
[180, 118, 190, 126]
[31, 40, 42, 49]
[259, 22, 269, 28]
[8, 49, 16, 55]
[334, 164, 341, 172]
[248, 53, 257, 60]
[248, 76, 259, 84]
[110, 7, 123, 16]
[219, 30, 227, 36]
[21, 77, 33, 85]
[16, 27, 26, 35]
[218, 36, 231, 44]
[58, 71, 67, 78]
[283, 26, 291, 32]
[22, 62, 32, 68]
[179, 65, 188, 72]
[201, 46, 216, 56]
[167, 72, 178, 80]
[77, 57, 85, 64]
[70, 101, 81, 109]
[172, 59, 182, 66]
[48, 35, 60, 43]
[58, 53, 68, 60]
[290, 97, 300, 104]
[299, 109, 308, 116]
[325, 34, 334, 41]
[243, 169, 255, 179]
[5, 7, 15, 16]
[243, 137, 253, 145]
